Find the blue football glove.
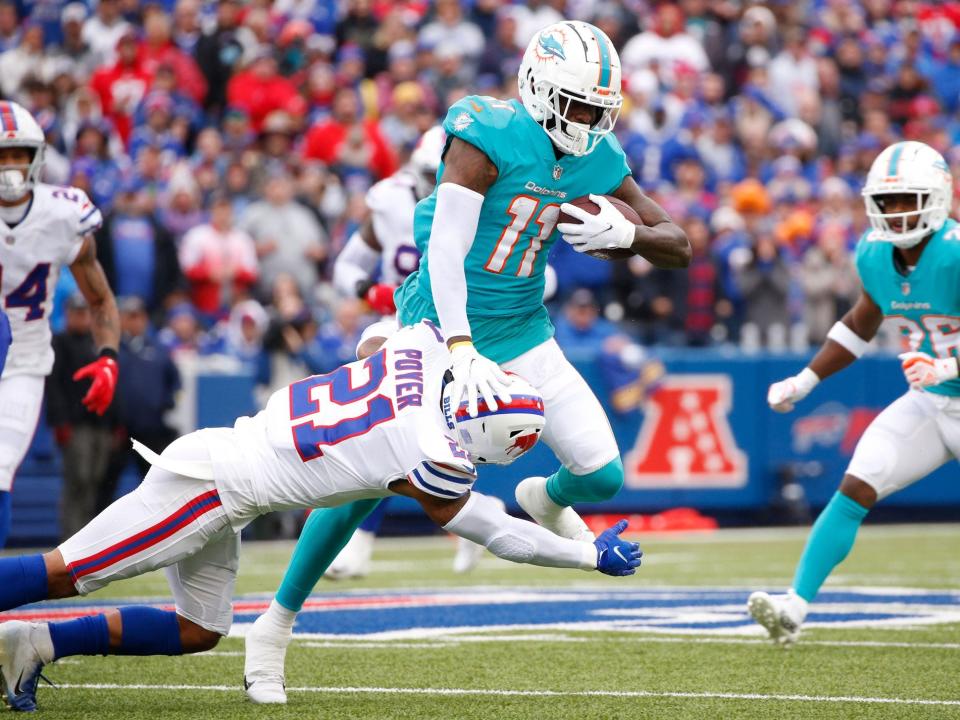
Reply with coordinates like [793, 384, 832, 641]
[594, 519, 642, 576]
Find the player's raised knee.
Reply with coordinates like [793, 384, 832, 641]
[581, 457, 624, 502]
[178, 616, 222, 653]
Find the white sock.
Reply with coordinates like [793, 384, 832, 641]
[32, 623, 55, 664]
[264, 599, 297, 633]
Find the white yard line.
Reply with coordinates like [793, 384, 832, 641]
[49, 683, 960, 706]
[291, 633, 960, 651]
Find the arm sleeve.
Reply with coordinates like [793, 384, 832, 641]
[333, 231, 381, 297]
[428, 182, 484, 341]
[444, 492, 598, 570]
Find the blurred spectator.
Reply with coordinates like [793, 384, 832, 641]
[477, 7, 522, 84]
[621, 4, 709, 86]
[218, 299, 270, 385]
[81, 0, 131, 67]
[51, 3, 97, 81]
[553, 289, 620, 356]
[768, 26, 819, 118]
[179, 195, 259, 317]
[172, 0, 202, 54]
[241, 171, 328, 299]
[107, 296, 181, 497]
[0, 22, 52, 97]
[89, 29, 152, 144]
[226, 48, 301, 134]
[45, 295, 117, 539]
[735, 227, 792, 349]
[336, 0, 379, 55]
[303, 87, 398, 184]
[138, 6, 207, 105]
[799, 223, 859, 345]
[96, 182, 182, 317]
[0, 1, 20, 52]
[418, 0, 485, 68]
[194, 0, 245, 114]
[301, 297, 367, 374]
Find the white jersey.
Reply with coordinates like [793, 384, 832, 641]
[0, 183, 101, 378]
[205, 321, 476, 527]
[367, 169, 422, 285]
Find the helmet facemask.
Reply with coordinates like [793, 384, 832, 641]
[523, 72, 621, 157]
[0, 144, 43, 203]
[864, 188, 948, 248]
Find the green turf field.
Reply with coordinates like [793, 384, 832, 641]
[14, 523, 960, 719]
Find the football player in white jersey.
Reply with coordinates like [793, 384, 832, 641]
[332, 125, 445, 316]
[0, 101, 120, 547]
[329, 127, 499, 578]
[0, 322, 640, 711]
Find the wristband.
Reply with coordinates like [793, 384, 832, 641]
[826, 321, 870, 358]
[98, 347, 119, 360]
[448, 340, 473, 352]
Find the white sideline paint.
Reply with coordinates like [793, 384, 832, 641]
[49, 683, 960, 706]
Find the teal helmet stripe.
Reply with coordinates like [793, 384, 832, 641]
[585, 24, 612, 88]
[887, 142, 905, 177]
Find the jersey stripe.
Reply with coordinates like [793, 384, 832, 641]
[66, 490, 223, 581]
[586, 25, 612, 89]
[888, 142, 904, 177]
[422, 462, 474, 485]
[409, 468, 464, 498]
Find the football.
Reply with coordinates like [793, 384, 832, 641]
[558, 195, 642, 260]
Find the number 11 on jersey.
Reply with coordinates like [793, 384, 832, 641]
[484, 195, 559, 277]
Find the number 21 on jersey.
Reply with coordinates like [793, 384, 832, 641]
[288, 350, 396, 462]
[484, 195, 559, 277]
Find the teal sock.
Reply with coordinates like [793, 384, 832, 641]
[544, 457, 624, 506]
[275, 499, 382, 612]
[792, 491, 869, 602]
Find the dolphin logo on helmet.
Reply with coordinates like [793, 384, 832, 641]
[537, 31, 567, 62]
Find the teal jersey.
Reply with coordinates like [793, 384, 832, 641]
[856, 218, 960, 397]
[396, 95, 631, 363]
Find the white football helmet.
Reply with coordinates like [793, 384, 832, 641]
[0, 101, 45, 202]
[862, 141, 953, 248]
[410, 125, 445, 199]
[518, 21, 623, 157]
[442, 373, 545, 465]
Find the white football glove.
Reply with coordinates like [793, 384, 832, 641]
[557, 194, 636, 254]
[899, 351, 959, 389]
[767, 368, 820, 413]
[449, 342, 513, 417]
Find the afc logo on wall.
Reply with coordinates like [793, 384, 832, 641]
[625, 375, 748, 488]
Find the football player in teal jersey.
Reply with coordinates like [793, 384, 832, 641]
[748, 140, 959, 646]
[244, 21, 689, 702]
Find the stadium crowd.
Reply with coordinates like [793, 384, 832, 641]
[6, 0, 960, 393]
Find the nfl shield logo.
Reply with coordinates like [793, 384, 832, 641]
[901, 281, 911, 296]
[552, 164, 563, 180]
[3, 235, 13, 246]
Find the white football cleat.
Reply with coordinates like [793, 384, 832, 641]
[452, 497, 506, 573]
[747, 591, 806, 648]
[324, 529, 376, 580]
[244, 612, 292, 704]
[0, 621, 52, 712]
[515, 476, 595, 541]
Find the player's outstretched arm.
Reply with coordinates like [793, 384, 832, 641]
[70, 234, 120, 415]
[610, 175, 691, 268]
[769, 287, 884, 413]
[390, 481, 641, 576]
